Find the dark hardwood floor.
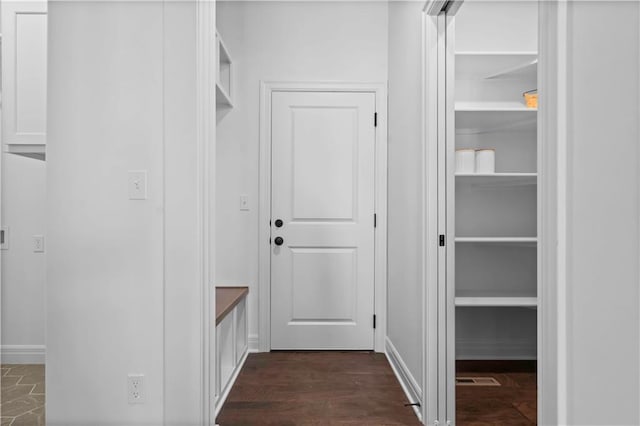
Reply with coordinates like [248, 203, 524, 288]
[216, 352, 422, 425]
[217, 354, 536, 425]
[456, 360, 537, 426]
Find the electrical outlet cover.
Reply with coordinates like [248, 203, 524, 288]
[128, 374, 145, 404]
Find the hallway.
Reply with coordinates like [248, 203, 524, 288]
[216, 352, 421, 425]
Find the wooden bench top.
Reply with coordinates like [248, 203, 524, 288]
[216, 286, 248, 325]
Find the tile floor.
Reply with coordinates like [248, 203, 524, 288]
[1, 365, 45, 426]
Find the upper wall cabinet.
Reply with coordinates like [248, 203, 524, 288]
[2, 2, 47, 158]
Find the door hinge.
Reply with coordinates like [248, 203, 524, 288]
[374, 112, 378, 127]
[439, 234, 445, 246]
[373, 314, 377, 329]
[374, 213, 377, 228]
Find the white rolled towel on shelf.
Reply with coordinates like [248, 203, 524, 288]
[475, 149, 495, 174]
[455, 148, 476, 174]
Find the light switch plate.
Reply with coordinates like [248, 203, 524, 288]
[128, 170, 148, 200]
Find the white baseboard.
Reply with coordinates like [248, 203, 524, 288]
[456, 339, 536, 360]
[385, 337, 422, 423]
[248, 334, 260, 353]
[1, 345, 46, 364]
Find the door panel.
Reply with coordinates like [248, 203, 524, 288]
[291, 107, 356, 221]
[271, 91, 376, 350]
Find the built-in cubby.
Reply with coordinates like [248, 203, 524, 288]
[456, 307, 537, 359]
[216, 31, 234, 108]
[215, 286, 248, 416]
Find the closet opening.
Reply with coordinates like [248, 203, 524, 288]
[425, 0, 541, 424]
[452, 1, 539, 423]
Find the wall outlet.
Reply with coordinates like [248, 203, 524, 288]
[33, 235, 44, 253]
[1, 227, 9, 250]
[128, 170, 148, 200]
[128, 374, 145, 404]
[239, 194, 249, 211]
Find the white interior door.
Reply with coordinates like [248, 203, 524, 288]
[270, 91, 376, 350]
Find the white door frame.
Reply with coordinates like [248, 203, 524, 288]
[422, 1, 561, 424]
[258, 81, 388, 353]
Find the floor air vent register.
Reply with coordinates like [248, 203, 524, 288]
[456, 377, 501, 386]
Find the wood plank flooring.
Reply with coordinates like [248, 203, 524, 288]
[216, 352, 422, 425]
[456, 360, 537, 426]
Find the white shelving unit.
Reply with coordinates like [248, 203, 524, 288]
[453, 41, 538, 360]
[216, 31, 234, 108]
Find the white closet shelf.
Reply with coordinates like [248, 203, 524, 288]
[216, 84, 233, 108]
[5, 144, 45, 161]
[455, 237, 537, 246]
[455, 102, 536, 112]
[455, 173, 537, 186]
[455, 51, 538, 56]
[455, 52, 538, 80]
[455, 296, 538, 307]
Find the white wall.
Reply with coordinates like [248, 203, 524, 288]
[47, 1, 210, 424]
[1, 154, 46, 363]
[215, 1, 388, 345]
[562, 1, 640, 424]
[386, 0, 424, 397]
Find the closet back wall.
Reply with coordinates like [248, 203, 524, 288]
[215, 1, 389, 348]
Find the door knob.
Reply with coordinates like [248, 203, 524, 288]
[274, 237, 284, 246]
[275, 219, 283, 228]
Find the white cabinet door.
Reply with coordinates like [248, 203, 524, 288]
[270, 91, 376, 350]
[2, 2, 47, 146]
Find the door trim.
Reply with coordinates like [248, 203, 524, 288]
[258, 81, 388, 353]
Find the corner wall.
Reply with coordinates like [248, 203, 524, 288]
[386, 0, 424, 402]
[563, 1, 640, 423]
[46, 1, 210, 424]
